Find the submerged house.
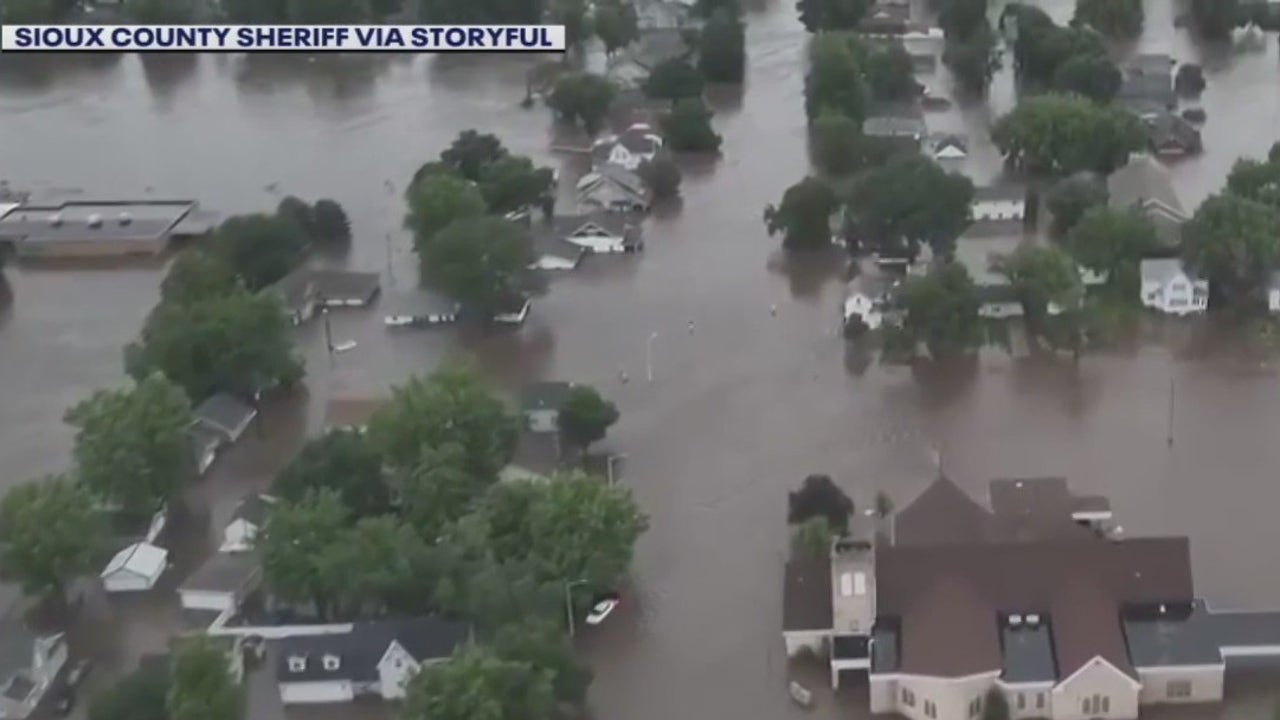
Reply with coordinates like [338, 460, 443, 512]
[1107, 155, 1188, 249]
[0, 199, 216, 260]
[0, 609, 67, 720]
[952, 220, 1027, 319]
[1139, 259, 1208, 316]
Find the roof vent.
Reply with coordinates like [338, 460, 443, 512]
[287, 656, 306, 672]
[322, 654, 341, 671]
[87, 213, 103, 228]
[48, 213, 63, 227]
[1025, 614, 1040, 626]
[1159, 604, 1167, 615]
[118, 212, 132, 226]
[1009, 614, 1023, 627]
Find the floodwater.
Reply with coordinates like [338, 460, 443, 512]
[4, 1, 1280, 718]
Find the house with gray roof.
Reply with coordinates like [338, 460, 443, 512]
[1118, 54, 1175, 113]
[577, 165, 652, 214]
[1108, 155, 1188, 248]
[194, 393, 258, 444]
[0, 199, 213, 260]
[862, 111, 927, 142]
[277, 617, 470, 704]
[179, 552, 261, 615]
[0, 609, 67, 720]
[953, 219, 1027, 319]
[783, 473, 1280, 720]
[607, 28, 694, 87]
[1142, 112, 1202, 157]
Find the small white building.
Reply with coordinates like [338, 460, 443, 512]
[972, 185, 1027, 222]
[1139, 259, 1207, 316]
[220, 493, 277, 554]
[520, 381, 577, 433]
[591, 124, 664, 171]
[101, 542, 168, 593]
[277, 618, 470, 705]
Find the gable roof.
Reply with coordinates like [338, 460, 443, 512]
[545, 212, 640, 240]
[231, 492, 276, 528]
[894, 476, 993, 546]
[1144, 112, 1202, 153]
[898, 574, 1002, 676]
[974, 185, 1026, 203]
[194, 394, 256, 436]
[180, 552, 258, 594]
[1108, 155, 1186, 220]
[102, 541, 167, 580]
[277, 617, 470, 683]
[1140, 258, 1200, 286]
[1118, 54, 1175, 109]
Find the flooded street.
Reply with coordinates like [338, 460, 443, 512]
[4, 1, 1280, 718]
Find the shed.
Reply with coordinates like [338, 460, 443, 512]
[101, 542, 168, 593]
[521, 381, 577, 433]
[179, 553, 260, 614]
[194, 393, 258, 443]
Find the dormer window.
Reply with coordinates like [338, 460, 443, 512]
[322, 654, 341, 671]
[287, 656, 306, 672]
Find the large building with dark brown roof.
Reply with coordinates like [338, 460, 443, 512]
[781, 475, 1280, 720]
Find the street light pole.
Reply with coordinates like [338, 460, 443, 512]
[1166, 377, 1175, 447]
[565, 579, 589, 637]
[646, 332, 658, 382]
[606, 453, 627, 486]
[322, 308, 334, 357]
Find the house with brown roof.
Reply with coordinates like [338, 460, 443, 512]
[782, 475, 1280, 720]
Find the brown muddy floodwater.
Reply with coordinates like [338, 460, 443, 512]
[4, 1, 1280, 719]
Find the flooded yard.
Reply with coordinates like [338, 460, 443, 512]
[3, 1, 1280, 718]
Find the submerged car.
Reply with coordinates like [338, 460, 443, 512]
[585, 594, 621, 625]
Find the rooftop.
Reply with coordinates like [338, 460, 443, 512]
[180, 552, 259, 594]
[1122, 601, 1224, 668]
[277, 617, 470, 683]
[0, 200, 195, 243]
[973, 184, 1026, 202]
[1001, 614, 1057, 683]
[1140, 258, 1201, 285]
[954, 229, 1024, 288]
[783, 558, 834, 632]
[194, 393, 257, 435]
[231, 492, 276, 528]
[831, 539, 875, 635]
[1108, 154, 1186, 221]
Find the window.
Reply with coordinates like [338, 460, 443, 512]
[1017, 693, 1026, 710]
[902, 688, 916, 707]
[1036, 693, 1045, 710]
[1167, 680, 1192, 699]
[969, 697, 982, 717]
[287, 656, 306, 672]
[1102, 696, 1110, 713]
[1083, 694, 1110, 716]
[925, 700, 937, 718]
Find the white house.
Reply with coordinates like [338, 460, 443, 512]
[591, 124, 664, 171]
[220, 493, 277, 553]
[1139, 258, 1207, 316]
[520, 381, 577, 433]
[101, 542, 168, 593]
[972, 185, 1027, 222]
[577, 165, 652, 214]
[529, 235, 588, 271]
[178, 553, 261, 614]
[277, 618, 470, 705]
[0, 610, 68, 720]
[928, 134, 969, 161]
[540, 214, 644, 254]
[953, 221, 1027, 319]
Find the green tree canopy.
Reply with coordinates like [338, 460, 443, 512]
[698, 9, 746, 83]
[416, 217, 533, 319]
[399, 443, 494, 542]
[548, 73, 616, 136]
[127, 288, 302, 401]
[791, 515, 835, 559]
[787, 473, 853, 533]
[403, 645, 556, 720]
[477, 156, 556, 214]
[1065, 206, 1158, 298]
[311, 199, 352, 247]
[805, 33, 867, 122]
[161, 249, 240, 307]
[991, 93, 1146, 175]
[763, 176, 837, 251]
[638, 152, 683, 201]
[848, 154, 975, 256]
[1182, 193, 1280, 308]
[89, 665, 169, 720]
[1226, 156, 1280, 209]
[260, 489, 350, 616]
[274, 430, 391, 519]
[644, 58, 706, 101]
[405, 172, 488, 255]
[0, 476, 104, 601]
[368, 364, 519, 475]
[939, 0, 988, 37]
[1051, 51, 1121, 103]
[492, 619, 592, 705]
[660, 98, 723, 152]
[900, 261, 983, 359]
[796, 0, 867, 32]
[593, 1, 639, 55]
[1047, 173, 1108, 236]
[943, 23, 1002, 95]
[211, 213, 310, 291]
[1073, 0, 1143, 38]
[548, 0, 589, 49]
[440, 130, 508, 182]
[865, 41, 918, 101]
[286, 0, 371, 21]
[557, 385, 620, 451]
[996, 244, 1084, 329]
[167, 637, 242, 720]
[65, 373, 194, 516]
[1189, 0, 1243, 38]
[809, 111, 864, 176]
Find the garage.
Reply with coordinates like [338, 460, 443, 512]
[279, 680, 354, 704]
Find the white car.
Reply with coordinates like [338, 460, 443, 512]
[585, 597, 620, 625]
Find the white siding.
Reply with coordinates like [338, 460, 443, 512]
[997, 681, 1053, 720]
[1051, 658, 1140, 720]
[526, 409, 559, 433]
[893, 672, 999, 720]
[972, 199, 1026, 221]
[1135, 665, 1224, 705]
[782, 630, 827, 657]
[565, 235, 626, 253]
[102, 571, 154, 593]
[279, 680, 354, 704]
[377, 642, 421, 700]
[220, 519, 258, 553]
[1269, 289, 1280, 313]
[532, 256, 580, 271]
[869, 674, 898, 714]
[179, 589, 236, 613]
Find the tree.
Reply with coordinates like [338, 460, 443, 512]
[900, 261, 983, 358]
[127, 288, 302, 401]
[124, 0, 196, 22]
[865, 41, 918, 101]
[796, 0, 867, 32]
[1051, 52, 1121, 103]
[763, 177, 837, 251]
[699, 9, 746, 83]
[0, 477, 103, 602]
[996, 244, 1083, 330]
[403, 645, 555, 720]
[274, 430, 390, 518]
[940, 0, 988, 37]
[287, 0, 371, 22]
[791, 516, 835, 559]
[809, 111, 864, 176]
[638, 152, 683, 201]
[260, 489, 350, 616]
[1182, 193, 1280, 308]
[211, 213, 310, 291]
[805, 33, 866, 122]
[548, 0, 588, 50]
[848, 154, 975, 257]
[1047, 173, 1108, 236]
[399, 443, 494, 542]
[161, 250, 239, 306]
[982, 687, 1011, 720]
[89, 666, 169, 720]
[311, 199, 352, 247]
[340, 515, 431, 614]
[492, 619, 592, 705]
[276, 196, 314, 234]
[1073, 0, 1142, 38]
[557, 385, 620, 452]
[441, 130, 508, 182]
[369, 364, 519, 475]
[943, 23, 1001, 95]
[405, 172, 488, 253]
[167, 638, 241, 720]
[644, 58, 706, 101]
[477, 156, 556, 214]
[593, 1, 638, 55]
[1174, 64, 1206, 97]
[991, 93, 1146, 176]
[548, 73, 616, 136]
[873, 490, 893, 518]
[1189, 0, 1242, 39]
[660, 98, 723, 153]
[787, 474, 854, 533]
[1226, 157, 1280, 209]
[1065, 206, 1158, 297]
[417, 217, 533, 318]
[65, 373, 194, 516]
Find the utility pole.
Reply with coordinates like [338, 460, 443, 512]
[1166, 377, 1175, 447]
